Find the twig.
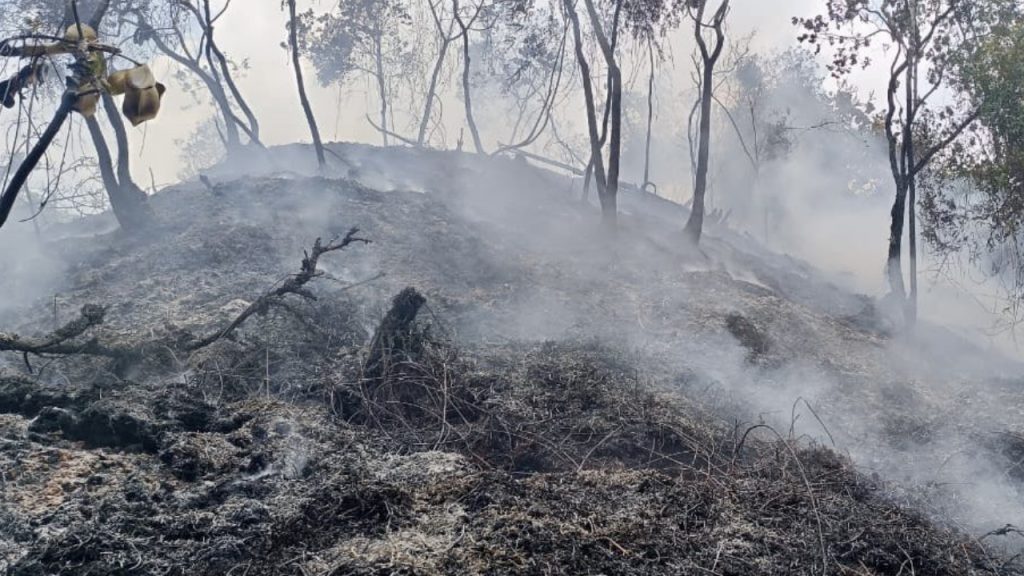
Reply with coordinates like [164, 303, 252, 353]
[0, 304, 125, 359]
[185, 228, 371, 350]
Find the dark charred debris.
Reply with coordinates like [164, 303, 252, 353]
[0, 145, 1020, 575]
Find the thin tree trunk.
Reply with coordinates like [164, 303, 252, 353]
[684, 0, 728, 245]
[143, 23, 242, 149]
[604, 68, 621, 226]
[886, 184, 908, 297]
[287, 0, 326, 169]
[907, 7, 920, 326]
[685, 59, 715, 243]
[582, 0, 621, 227]
[581, 160, 594, 202]
[172, 0, 261, 147]
[202, 0, 261, 145]
[417, 39, 452, 147]
[563, 0, 607, 206]
[0, 92, 75, 229]
[642, 35, 655, 193]
[374, 32, 388, 146]
[86, 116, 151, 231]
[454, 0, 484, 154]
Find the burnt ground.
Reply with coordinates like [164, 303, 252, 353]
[1, 143, 1022, 574]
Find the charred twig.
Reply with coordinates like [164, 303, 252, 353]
[186, 228, 371, 351]
[0, 304, 125, 359]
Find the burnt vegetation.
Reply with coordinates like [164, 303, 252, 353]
[3, 0, 1024, 574]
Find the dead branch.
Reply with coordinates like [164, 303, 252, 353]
[0, 304, 125, 359]
[185, 228, 371, 350]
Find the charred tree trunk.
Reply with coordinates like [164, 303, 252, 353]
[85, 117, 138, 230]
[886, 183, 908, 298]
[286, 0, 326, 169]
[684, 0, 729, 245]
[686, 55, 715, 243]
[363, 287, 426, 382]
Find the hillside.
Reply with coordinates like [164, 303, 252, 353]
[1, 143, 1021, 575]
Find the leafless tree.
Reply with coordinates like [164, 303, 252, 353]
[285, 0, 326, 168]
[684, 0, 730, 244]
[131, 0, 262, 154]
[452, 0, 486, 153]
[564, 0, 623, 227]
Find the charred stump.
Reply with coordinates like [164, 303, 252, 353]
[363, 287, 426, 382]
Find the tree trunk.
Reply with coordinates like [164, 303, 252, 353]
[906, 10, 920, 326]
[417, 38, 451, 147]
[198, 0, 262, 147]
[455, 0, 484, 154]
[287, 0, 326, 169]
[0, 92, 76, 229]
[683, 0, 728, 245]
[98, 93, 152, 229]
[373, 32, 388, 146]
[886, 184, 908, 297]
[603, 68, 620, 227]
[642, 36, 655, 194]
[85, 116, 149, 231]
[143, 24, 242, 150]
[684, 60, 715, 244]
[567, 2, 607, 200]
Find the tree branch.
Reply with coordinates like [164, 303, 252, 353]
[185, 228, 371, 350]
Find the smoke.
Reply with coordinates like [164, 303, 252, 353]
[2, 0, 1024, 557]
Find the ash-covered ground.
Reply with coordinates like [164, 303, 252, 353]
[1, 143, 1022, 575]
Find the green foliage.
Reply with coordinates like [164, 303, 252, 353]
[919, 16, 1024, 302]
[299, 0, 411, 86]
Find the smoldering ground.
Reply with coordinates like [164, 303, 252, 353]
[2, 140, 1024, 572]
[2, 0, 1024, 572]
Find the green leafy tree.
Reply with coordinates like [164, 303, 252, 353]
[796, 0, 1004, 324]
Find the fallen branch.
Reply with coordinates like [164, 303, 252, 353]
[364, 114, 418, 147]
[185, 228, 371, 350]
[0, 304, 126, 360]
[500, 148, 653, 197]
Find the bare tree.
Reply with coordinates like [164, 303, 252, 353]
[417, 0, 465, 147]
[684, 0, 730, 245]
[452, 0, 486, 154]
[486, 6, 569, 157]
[1, 0, 155, 231]
[563, 0, 623, 227]
[285, 0, 326, 168]
[131, 0, 262, 154]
